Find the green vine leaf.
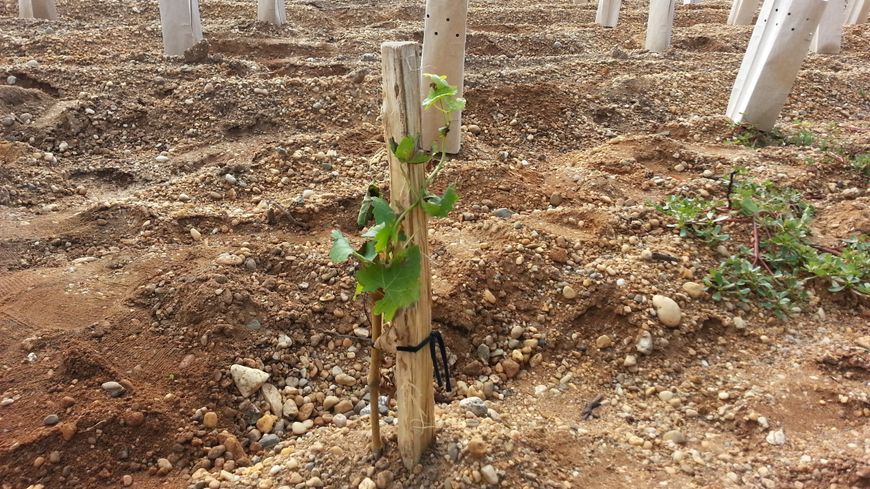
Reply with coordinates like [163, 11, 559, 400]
[356, 183, 380, 228]
[356, 245, 422, 321]
[422, 74, 466, 113]
[422, 184, 459, 217]
[371, 197, 396, 225]
[389, 136, 432, 164]
[329, 230, 355, 263]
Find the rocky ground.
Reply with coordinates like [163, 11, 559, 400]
[1, 0, 869, 488]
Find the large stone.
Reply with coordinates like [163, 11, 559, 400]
[230, 365, 270, 397]
[652, 295, 681, 327]
[261, 383, 283, 415]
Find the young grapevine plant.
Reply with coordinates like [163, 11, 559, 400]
[329, 74, 465, 321]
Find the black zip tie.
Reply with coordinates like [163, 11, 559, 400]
[396, 331, 451, 392]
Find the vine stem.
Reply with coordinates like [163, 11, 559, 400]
[367, 291, 384, 457]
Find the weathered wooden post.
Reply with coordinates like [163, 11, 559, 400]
[420, 0, 468, 154]
[727, 0, 760, 24]
[844, 0, 869, 23]
[811, 0, 845, 53]
[257, 0, 285, 25]
[158, 0, 204, 57]
[380, 41, 436, 470]
[596, 0, 622, 27]
[726, 0, 827, 131]
[645, 0, 677, 52]
[18, 0, 57, 19]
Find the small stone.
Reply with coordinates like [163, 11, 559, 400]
[509, 325, 524, 339]
[359, 478, 376, 489]
[718, 391, 730, 400]
[482, 289, 497, 304]
[550, 193, 563, 206]
[733, 316, 747, 330]
[155, 155, 170, 163]
[766, 429, 786, 445]
[480, 465, 499, 485]
[335, 373, 356, 386]
[855, 336, 870, 350]
[101, 381, 125, 397]
[323, 395, 340, 411]
[658, 390, 674, 402]
[122, 474, 133, 486]
[623, 355, 636, 367]
[636, 331, 654, 355]
[375, 470, 394, 489]
[256, 413, 277, 433]
[43, 414, 60, 426]
[260, 433, 279, 449]
[663, 430, 687, 445]
[562, 285, 577, 299]
[467, 124, 482, 135]
[190, 228, 202, 240]
[261, 383, 283, 415]
[230, 365, 270, 397]
[595, 335, 612, 349]
[459, 397, 488, 417]
[305, 476, 323, 487]
[682, 282, 705, 299]
[652, 295, 681, 327]
[57, 421, 77, 441]
[332, 413, 347, 427]
[291, 422, 307, 435]
[501, 359, 520, 378]
[466, 437, 488, 459]
[492, 208, 514, 219]
[476, 343, 491, 363]
[333, 399, 353, 414]
[203, 411, 218, 428]
[156, 457, 172, 474]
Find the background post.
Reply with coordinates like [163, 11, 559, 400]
[726, 0, 828, 131]
[420, 0, 468, 154]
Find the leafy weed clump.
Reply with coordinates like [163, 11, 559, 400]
[656, 172, 870, 318]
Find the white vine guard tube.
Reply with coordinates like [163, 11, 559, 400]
[18, 0, 57, 19]
[258, 0, 286, 25]
[727, 0, 761, 24]
[596, 0, 621, 27]
[726, 0, 828, 131]
[158, 0, 204, 57]
[420, 0, 468, 154]
[645, 0, 677, 52]
[811, 0, 845, 54]
[844, 0, 869, 23]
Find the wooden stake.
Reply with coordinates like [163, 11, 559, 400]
[257, 0, 286, 25]
[645, 0, 677, 53]
[367, 293, 383, 456]
[845, 0, 869, 23]
[158, 0, 204, 57]
[18, 0, 57, 19]
[726, 0, 827, 131]
[811, 0, 845, 54]
[380, 41, 435, 471]
[727, 0, 760, 25]
[595, 0, 622, 27]
[420, 0, 468, 154]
